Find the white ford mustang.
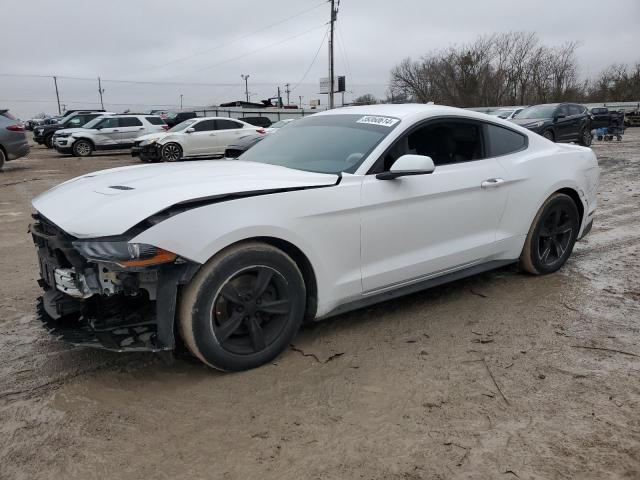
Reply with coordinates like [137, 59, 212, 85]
[30, 104, 599, 371]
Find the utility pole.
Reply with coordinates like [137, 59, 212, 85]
[241, 74, 250, 103]
[298, 95, 303, 109]
[180, 94, 183, 109]
[53, 76, 61, 115]
[328, 0, 338, 109]
[284, 83, 291, 106]
[98, 77, 105, 110]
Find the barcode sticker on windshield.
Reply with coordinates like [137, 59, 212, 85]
[356, 116, 400, 127]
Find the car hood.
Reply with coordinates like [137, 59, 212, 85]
[136, 132, 172, 142]
[510, 117, 550, 126]
[32, 161, 338, 238]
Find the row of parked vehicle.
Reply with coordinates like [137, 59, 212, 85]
[489, 102, 627, 146]
[31, 109, 295, 162]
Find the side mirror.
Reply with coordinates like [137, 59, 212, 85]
[554, 114, 566, 122]
[95, 126, 103, 130]
[186, 127, 195, 133]
[376, 154, 435, 180]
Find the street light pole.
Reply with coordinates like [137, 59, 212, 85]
[241, 74, 250, 103]
[180, 94, 183, 109]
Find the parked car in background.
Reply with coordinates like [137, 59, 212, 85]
[240, 116, 272, 128]
[589, 107, 625, 129]
[224, 133, 266, 158]
[53, 114, 167, 157]
[164, 111, 198, 128]
[0, 109, 29, 170]
[510, 103, 592, 146]
[34, 111, 110, 148]
[31, 104, 599, 371]
[489, 107, 526, 120]
[264, 118, 295, 134]
[132, 117, 263, 162]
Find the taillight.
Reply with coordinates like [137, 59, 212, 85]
[6, 124, 25, 132]
[256, 128, 266, 134]
[161, 125, 169, 130]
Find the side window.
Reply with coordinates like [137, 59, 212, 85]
[485, 124, 527, 157]
[95, 117, 119, 129]
[216, 119, 243, 130]
[376, 120, 484, 172]
[145, 116, 165, 125]
[193, 120, 216, 132]
[119, 117, 143, 127]
[569, 105, 585, 116]
[557, 105, 571, 117]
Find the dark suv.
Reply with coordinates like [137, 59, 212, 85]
[511, 103, 592, 146]
[33, 111, 107, 148]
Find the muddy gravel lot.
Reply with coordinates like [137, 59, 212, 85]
[1, 132, 639, 480]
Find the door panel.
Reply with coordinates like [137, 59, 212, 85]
[185, 119, 218, 156]
[361, 159, 508, 292]
[118, 118, 146, 145]
[92, 118, 121, 146]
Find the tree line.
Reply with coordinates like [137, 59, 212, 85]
[354, 32, 640, 107]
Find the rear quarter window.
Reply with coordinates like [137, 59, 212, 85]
[146, 116, 166, 125]
[485, 123, 527, 157]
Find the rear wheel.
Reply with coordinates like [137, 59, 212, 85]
[519, 193, 579, 275]
[72, 139, 93, 157]
[161, 142, 182, 162]
[579, 127, 592, 146]
[179, 242, 306, 371]
[542, 129, 554, 141]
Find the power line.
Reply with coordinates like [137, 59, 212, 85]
[291, 27, 329, 92]
[166, 23, 329, 78]
[138, 1, 327, 74]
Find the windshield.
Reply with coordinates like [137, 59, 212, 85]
[240, 114, 399, 174]
[168, 118, 198, 132]
[517, 105, 557, 119]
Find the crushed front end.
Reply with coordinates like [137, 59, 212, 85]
[131, 139, 162, 162]
[30, 214, 198, 352]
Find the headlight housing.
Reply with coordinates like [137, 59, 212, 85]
[56, 133, 70, 138]
[72, 241, 177, 268]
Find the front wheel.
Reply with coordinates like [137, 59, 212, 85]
[160, 142, 182, 162]
[179, 242, 306, 371]
[519, 193, 580, 275]
[0, 148, 5, 171]
[45, 134, 54, 148]
[72, 139, 93, 157]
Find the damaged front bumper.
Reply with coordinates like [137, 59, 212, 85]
[131, 141, 161, 162]
[31, 215, 198, 352]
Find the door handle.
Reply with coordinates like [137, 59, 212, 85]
[209, 133, 216, 136]
[481, 178, 505, 188]
[113, 129, 120, 132]
[138, 127, 145, 130]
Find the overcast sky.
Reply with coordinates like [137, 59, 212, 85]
[2, 0, 639, 118]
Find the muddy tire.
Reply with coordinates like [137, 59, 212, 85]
[72, 139, 93, 157]
[179, 242, 306, 372]
[160, 142, 182, 162]
[519, 193, 580, 275]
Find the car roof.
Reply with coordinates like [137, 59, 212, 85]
[313, 103, 513, 123]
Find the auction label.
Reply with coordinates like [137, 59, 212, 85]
[356, 116, 400, 127]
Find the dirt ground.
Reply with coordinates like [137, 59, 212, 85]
[0, 131, 639, 480]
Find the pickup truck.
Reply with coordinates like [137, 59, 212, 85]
[589, 107, 625, 129]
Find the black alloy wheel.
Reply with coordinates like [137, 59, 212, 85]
[520, 193, 579, 275]
[212, 266, 293, 355]
[179, 242, 305, 371]
[537, 206, 574, 267]
[580, 128, 592, 147]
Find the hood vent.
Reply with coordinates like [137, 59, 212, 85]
[109, 185, 135, 191]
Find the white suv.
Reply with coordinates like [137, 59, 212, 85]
[131, 117, 263, 162]
[53, 115, 167, 157]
